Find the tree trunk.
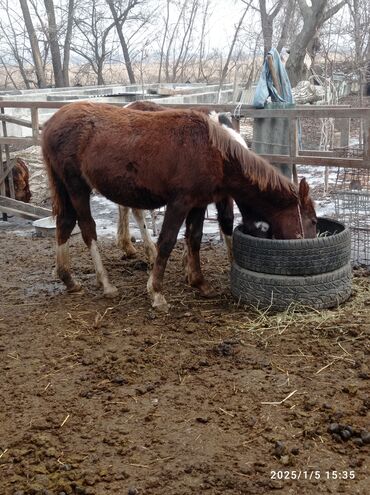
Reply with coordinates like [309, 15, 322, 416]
[44, 0, 65, 87]
[63, 0, 75, 86]
[158, 0, 170, 83]
[19, 0, 47, 88]
[286, 0, 346, 86]
[106, 0, 136, 84]
[258, 0, 284, 58]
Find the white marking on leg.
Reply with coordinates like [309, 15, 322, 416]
[132, 208, 157, 265]
[117, 205, 137, 256]
[56, 241, 81, 292]
[147, 273, 169, 312]
[223, 234, 233, 263]
[150, 209, 158, 236]
[90, 240, 118, 298]
[56, 241, 70, 273]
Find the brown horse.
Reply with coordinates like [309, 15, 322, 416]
[117, 100, 238, 265]
[2, 157, 32, 203]
[42, 102, 317, 311]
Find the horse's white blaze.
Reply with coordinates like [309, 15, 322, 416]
[255, 221, 270, 232]
[131, 209, 157, 265]
[90, 240, 118, 297]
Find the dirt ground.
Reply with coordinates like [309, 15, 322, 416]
[0, 228, 369, 495]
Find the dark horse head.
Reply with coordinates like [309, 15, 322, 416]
[207, 119, 317, 239]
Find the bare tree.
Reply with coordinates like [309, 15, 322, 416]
[347, 0, 370, 96]
[286, 0, 347, 86]
[161, 0, 201, 82]
[43, 0, 64, 86]
[105, 0, 141, 83]
[0, 0, 32, 88]
[73, 0, 116, 85]
[219, 3, 251, 88]
[256, 0, 285, 57]
[62, 0, 75, 86]
[19, 0, 47, 87]
[276, 0, 297, 53]
[158, 0, 170, 83]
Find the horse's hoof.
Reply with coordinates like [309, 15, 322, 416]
[199, 283, 217, 299]
[103, 286, 119, 299]
[67, 282, 83, 294]
[125, 246, 138, 258]
[152, 293, 170, 313]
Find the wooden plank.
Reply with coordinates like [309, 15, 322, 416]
[0, 114, 42, 129]
[0, 100, 365, 121]
[0, 196, 51, 220]
[0, 160, 17, 185]
[0, 137, 38, 146]
[0, 205, 44, 220]
[260, 154, 370, 168]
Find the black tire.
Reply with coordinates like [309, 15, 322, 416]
[233, 217, 351, 276]
[230, 262, 352, 311]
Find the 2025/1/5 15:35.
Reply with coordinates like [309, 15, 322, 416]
[270, 470, 356, 480]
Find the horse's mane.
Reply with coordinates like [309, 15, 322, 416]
[206, 115, 298, 204]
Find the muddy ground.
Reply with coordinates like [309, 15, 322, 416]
[0, 228, 369, 495]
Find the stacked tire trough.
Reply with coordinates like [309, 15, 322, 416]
[230, 218, 352, 311]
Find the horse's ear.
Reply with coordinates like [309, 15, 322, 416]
[299, 177, 310, 204]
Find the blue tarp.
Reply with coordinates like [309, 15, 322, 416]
[253, 48, 294, 108]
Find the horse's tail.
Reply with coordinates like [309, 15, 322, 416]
[43, 147, 71, 218]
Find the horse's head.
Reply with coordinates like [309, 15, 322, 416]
[237, 178, 317, 240]
[268, 178, 317, 239]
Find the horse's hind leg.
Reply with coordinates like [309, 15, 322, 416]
[55, 198, 81, 293]
[184, 207, 216, 298]
[70, 189, 118, 298]
[215, 197, 234, 263]
[131, 208, 157, 266]
[116, 205, 137, 257]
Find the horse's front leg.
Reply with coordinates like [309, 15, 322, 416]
[215, 197, 234, 263]
[184, 207, 216, 298]
[147, 202, 188, 312]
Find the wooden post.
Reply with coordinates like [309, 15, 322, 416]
[289, 117, 299, 185]
[335, 118, 350, 150]
[364, 119, 370, 162]
[0, 143, 6, 221]
[1, 108, 15, 199]
[31, 107, 39, 140]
